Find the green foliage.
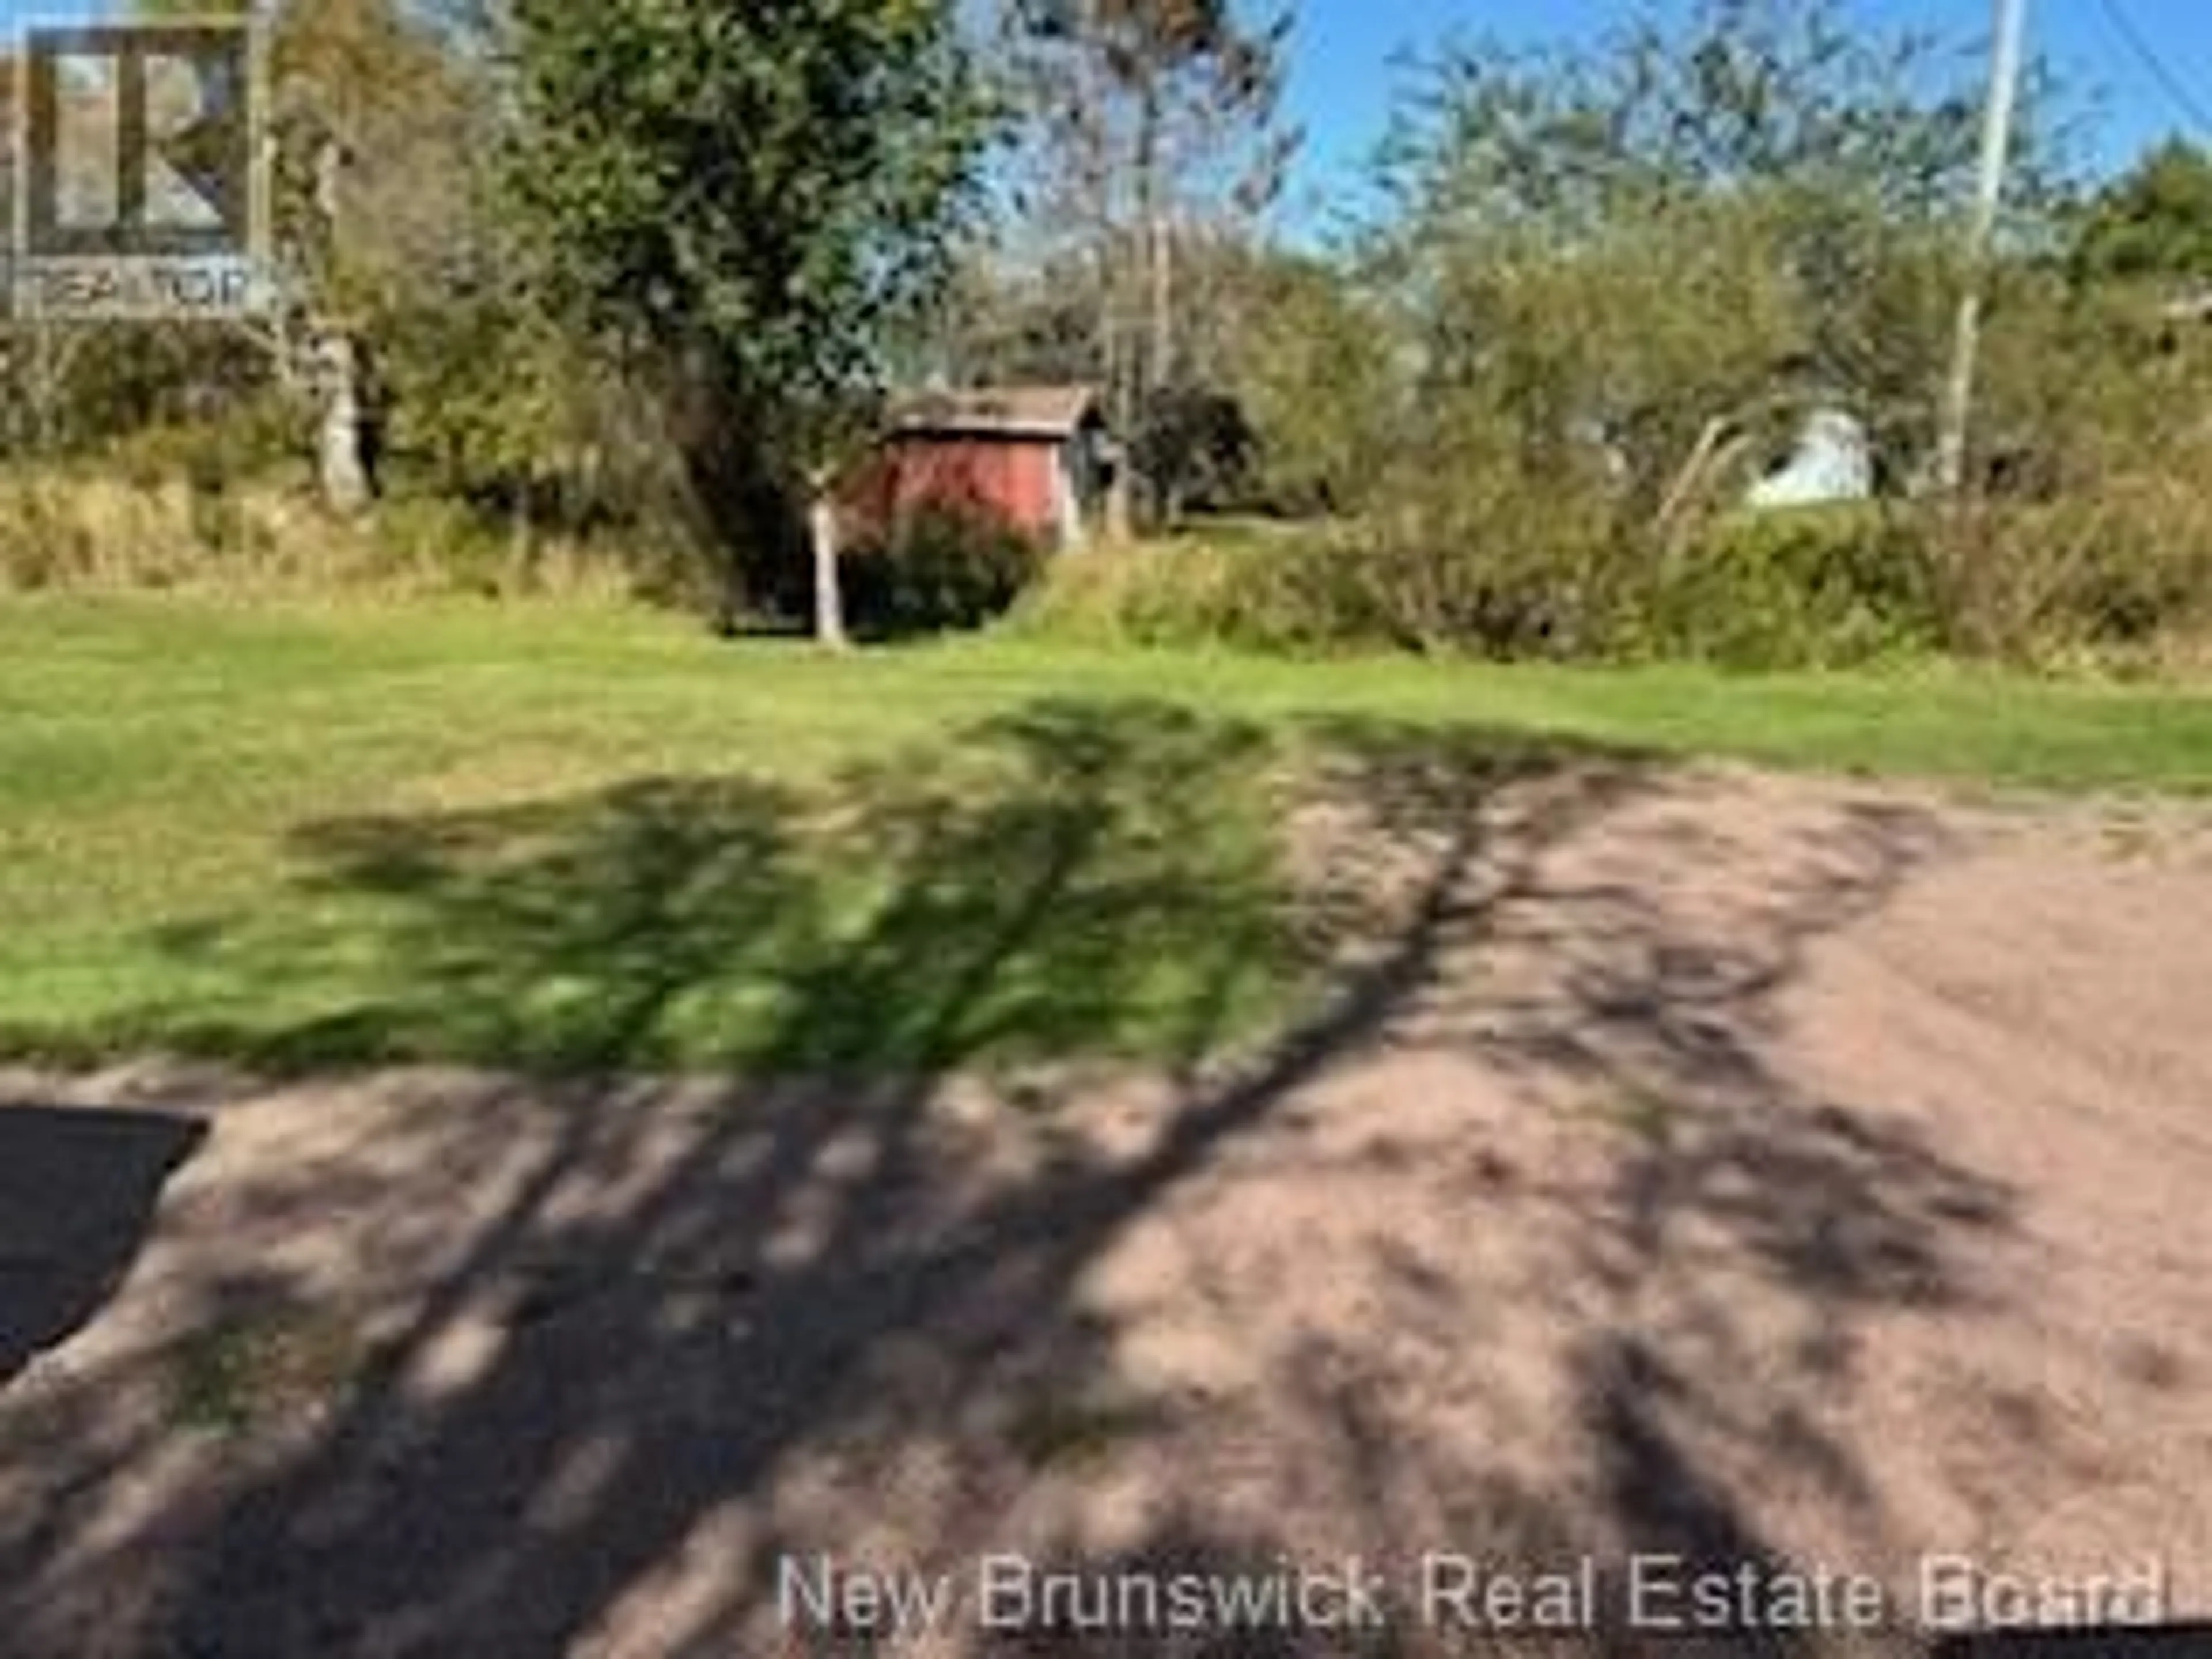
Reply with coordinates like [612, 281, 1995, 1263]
[1018, 511, 1605, 657]
[1229, 253, 1405, 514]
[9, 0, 484, 501]
[10, 0, 2209, 671]
[1026, 498, 1946, 669]
[1944, 491, 2212, 668]
[1131, 385, 1259, 513]
[1374, 0, 2052, 240]
[843, 506, 1048, 636]
[1628, 509, 1944, 668]
[1956, 259, 2212, 662]
[502, 0, 997, 482]
[0, 325, 276, 461]
[1013, 528, 1344, 651]
[264, 0, 482, 318]
[1366, 0, 2029, 518]
[1328, 463, 1626, 657]
[1033, 0, 2212, 672]
[2072, 141, 2212, 288]
[998, 0, 1298, 524]
[54, 0, 1000, 615]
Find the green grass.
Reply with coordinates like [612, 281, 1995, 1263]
[2, 595, 2209, 1075]
[166, 1306, 363, 1437]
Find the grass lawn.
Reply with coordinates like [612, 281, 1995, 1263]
[3, 594, 2210, 1074]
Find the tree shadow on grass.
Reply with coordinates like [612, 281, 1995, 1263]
[136, 701, 1306, 1077]
[0, 703, 2043, 1657]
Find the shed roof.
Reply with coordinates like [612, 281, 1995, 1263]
[888, 385, 1103, 441]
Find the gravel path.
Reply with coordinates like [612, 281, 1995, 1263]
[3, 766, 2209, 1657]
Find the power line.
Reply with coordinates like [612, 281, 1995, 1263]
[2097, 0, 2212, 139]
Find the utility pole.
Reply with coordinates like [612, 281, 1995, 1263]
[1935, 0, 2029, 496]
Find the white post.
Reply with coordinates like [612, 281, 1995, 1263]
[809, 489, 849, 650]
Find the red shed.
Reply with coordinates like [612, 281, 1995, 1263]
[849, 386, 1110, 551]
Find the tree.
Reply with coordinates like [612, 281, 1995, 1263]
[1229, 249, 1404, 514]
[280, 0, 488, 514]
[499, 0, 997, 643]
[924, 246, 1105, 389]
[1369, 0, 2067, 516]
[119, 0, 482, 514]
[2072, 139, 2212, 290]
[1001, 0, 1298, 527]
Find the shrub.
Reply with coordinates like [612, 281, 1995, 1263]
[1018, 488, 1624, 660]
[1012, 527, 1362, 653]
[1007, 538, 1192, 645]
[1624, 506, 1945, 668]
[842, 505, 1046, 637]
[1941, 490, 2212, 665]
[1327, 488, 1623, 658]
[1020, 501, 1952, 668]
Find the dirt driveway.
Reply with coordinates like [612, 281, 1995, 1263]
[3, 764, 2209, 1657]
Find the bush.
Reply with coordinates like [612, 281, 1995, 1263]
[1942, 490, 2212, 666]
[1012, 527, 1357, 653]
[842, 505, 1046, 637]
[1625, 506, 1945, 668]
[1020, 502, 1950, 668]
[1328, 489, 1622, 658]
[1018, 491, 1624, 660]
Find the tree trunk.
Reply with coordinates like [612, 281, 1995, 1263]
[1129, 85, 1164, 532]
[809, 490, 849, 650]
[507, 480, 536, 593]
[1101, 236, 1135, 532]
[304, 132, 374, 519]
[1150, 201, 1175, 400]
[1105, 447, 1135, 544]
[1134, 86, 1163, 396]
[315, 330, 375, 519]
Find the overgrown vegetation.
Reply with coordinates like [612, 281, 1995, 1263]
[990, 2, 2212, 668]
[7, 0, 2212, 670]
[844, 507, 1050, 638]
[2, 0, 1001, 636]
[1022, 508, 1949, 668]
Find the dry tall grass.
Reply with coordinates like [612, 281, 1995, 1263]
[0, 472, 634, 600]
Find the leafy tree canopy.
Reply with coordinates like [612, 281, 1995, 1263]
[2073, 139, 2212, 289]
[502, 0, 1000, 486]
